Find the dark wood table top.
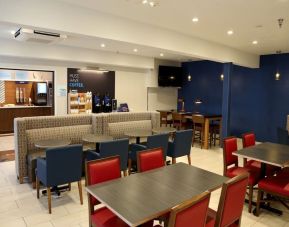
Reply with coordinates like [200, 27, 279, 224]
[82, 134, 113, 143]
[86, 163, 228, 226]
[152, 127, 176, 134]
[34, 139, 71, 149]
[234, 142, 289, 167]
[124, 129, 153, 138]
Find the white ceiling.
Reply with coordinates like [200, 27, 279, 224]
[56, 0, 289, 55]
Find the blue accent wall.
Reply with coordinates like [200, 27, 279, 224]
[179, 53, 289, 142]
[179, 61, 223, 114]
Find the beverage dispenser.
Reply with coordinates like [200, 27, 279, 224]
[33, 82, 47, 105]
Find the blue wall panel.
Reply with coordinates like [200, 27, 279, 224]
[179, 61, 223, 114]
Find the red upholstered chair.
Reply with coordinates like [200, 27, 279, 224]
[85, 156, 128, 227]
[206, 174, 249, 227]
[256, 168, 289, 216]
[154, 191, 211, 227]
[137, 148, 165, 173]
[223, 137, 261, 213]
[242, 132, 279, 176]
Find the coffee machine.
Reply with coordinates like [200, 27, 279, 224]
[33, 82, 47, 106]
[103, 92, 112, 113]
[92, 92, 102, 113]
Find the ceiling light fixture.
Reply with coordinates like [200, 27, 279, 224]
[10, 30, 16, 35]
[227, 30, 234, 35]
[133, 48, 138, 52]
[100, 43, 106, 48]
[142, 0, 158, 7]
[252, 40, 258, 45]
[192, 17, 199, 23]
[160, 53, 164, 57]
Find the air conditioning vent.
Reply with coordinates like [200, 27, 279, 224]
[14, 28, 67, 44]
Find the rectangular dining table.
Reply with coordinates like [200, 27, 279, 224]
[86, 163, 228, 227]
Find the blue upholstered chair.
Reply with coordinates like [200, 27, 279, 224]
[86, 138, 129, 176]
[167, 129, 193, 165]
[128, 133, 169, 174]
[36, 144, 83, 214]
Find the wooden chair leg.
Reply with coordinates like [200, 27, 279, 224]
[248, 185, 253, 213]
[78, 181, 83, 205]
[256, 189, 263, 217]
[172, 158, 176, 164]
[187, 155, 191, 165]
[123, 170, 128, 177]
[47, 187, 52, 214]
[128, 159, 132, 175]
[68, 183, 71, 191]
[192, 129, 195, 147]
[36, 176, 40, 199]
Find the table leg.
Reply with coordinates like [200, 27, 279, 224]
[136, 137, 140, 144]
[219, 118, 222, 147]
[204, 118, 209, 149]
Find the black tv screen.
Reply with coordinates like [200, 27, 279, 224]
[158, 66, 182, 87]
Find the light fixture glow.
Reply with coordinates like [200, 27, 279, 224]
[275, 72, 280, 80]
[100, 43, 106, 48]
[10, 30, 15, 35]
[187, 74, 192, 81]
[227, 30, 234, 35]
[142, 0, 148, 4]
[133, 48, 138, 52]
[149, 1, 155, 7]
[220, 74, 224, 81]
[160, 53, 164, 57]
[252, 40, 258, 45]
[192, 17, 199, 23]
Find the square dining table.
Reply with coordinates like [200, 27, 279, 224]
[86, 163, 228, 227]
[234, 142, 289, 177]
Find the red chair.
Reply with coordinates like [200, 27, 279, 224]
[242, 132, 279, 176]
[206, 174, 249, 227]
[223, 137, 261, 213]
[256, 168, 289, 216]
[137, 148, 165, 172]
[154, 191, 211, 227]
[85, 156, 128, 227]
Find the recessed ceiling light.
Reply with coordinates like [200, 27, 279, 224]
[149, 1, 155, 7]
[192, 17, 199, 23]
[160, 53, 164, 57]
[100, 43, 106, 48]
[252, 40, 258, 45]
[227, 30, 234, 35]
[10, 30, 15, 35]
[142, 0, 148, 4]
[133, 48, 138, 52]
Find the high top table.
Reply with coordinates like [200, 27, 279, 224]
[86, 163, 228, 227]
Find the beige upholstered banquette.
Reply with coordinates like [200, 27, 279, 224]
[14, 112, 160, 183]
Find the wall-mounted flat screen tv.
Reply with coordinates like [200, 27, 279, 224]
[158, 66, 182, 87]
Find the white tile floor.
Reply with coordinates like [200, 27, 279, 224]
[0, 140, 289, 226]
[0, 135, 14, 151]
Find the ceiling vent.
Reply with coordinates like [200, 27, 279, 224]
[14, 28, 67, 44]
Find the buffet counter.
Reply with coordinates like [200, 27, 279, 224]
[0, 105, 53, 134]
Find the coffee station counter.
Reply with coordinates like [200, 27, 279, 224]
[0, 105, 53, 134]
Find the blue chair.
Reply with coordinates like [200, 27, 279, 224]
[128, 133, 169, 174]
[167, 129, 193, 165]
[277, 128, 289, 145]
[86, 139, 129, 176]
[36, 144, 83, 214]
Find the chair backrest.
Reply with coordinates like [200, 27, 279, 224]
[147, 133, 169, 158]
[172, 112, 183, 122]
[99, 138, 129, 171]
[137, 148, 165, 172]
[85, 156, 121, 208]
[277, 128, 289, 145]
[223, 137, 238, 174]
[46, 144, 82, 186]
[214, 174, 249, 227]
[192, 114, 205, 125]
[168, 191, 211, 227]
[160, 111, 168, 120]
[171, 129, 193, 157]
[242, 132, 256, 148]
